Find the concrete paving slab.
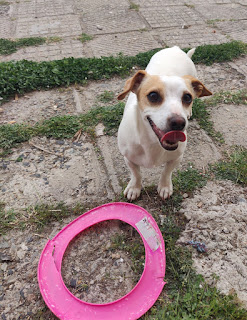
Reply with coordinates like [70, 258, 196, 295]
[14, 0, 74, 18]
[216, 20, 247, 43]
[0, 137, 112, 210]
[82, 9, 148, 35]
[154, 24, 228, 48]
[88, 31, 160, 57]
[139, 5, 203, 29]
[196, 60, 246, 92]
[194, 3, 247, 21]
[75, 0, 130, 13]
[15, 15, 82, 38]
[0, 18, 15, 39]
[210, 104, 247, 148]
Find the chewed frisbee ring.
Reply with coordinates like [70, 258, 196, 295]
[38, 203, 166, 320]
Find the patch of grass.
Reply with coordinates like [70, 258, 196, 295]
[129, 1, 140, 10]
[0, 204, 17, 235]
[97, 90, 115, 103]
[0, 202, 85, 235]
[191, 98, 224, 143]
[46, 36, 62, 43]
[0, 1, 9, 5]
[192, 41, 247, 66]
[173, 166, 208, 193]
[191, 89, 247, 143]
[77, 33, 93, 43]
[0, 37, 46, 55]
[184, 3, 195, 8]
[0, 102, 125, 151]
[208, 89, 247, 106]
[211, 147, 247, 185]
[0, 41, 245, 102]
[111, 231, 145, 281]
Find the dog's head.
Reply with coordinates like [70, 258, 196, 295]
[118, 70, 212, 150]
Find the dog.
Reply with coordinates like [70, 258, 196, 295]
[117, 46, 212, 201]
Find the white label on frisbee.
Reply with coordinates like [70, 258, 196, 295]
[136, 217, 161, 251]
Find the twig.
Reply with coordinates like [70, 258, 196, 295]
[29, 141, 56, 155]
[72, 129, 82, 142]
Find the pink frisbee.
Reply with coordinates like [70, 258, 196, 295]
[38, 203, 166, 320]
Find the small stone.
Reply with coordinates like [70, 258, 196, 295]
[16, 249, 26, 260]
[0, 108, 3, 113]
[183, 193, 189, 198]
[70, 278, 77, 288]
[56, 140, 65, 145]
[1, 263, 8, 272]
[20, 288, 25, 299]
[1, 313, 7, 320]
[95, 123, 105, 137]
[197, 202, 203, 208]
[7, 269, 13, 276]
[111, 253, 120, 259]
[20, 243, 28, 251]
[0, 254, 12, 262]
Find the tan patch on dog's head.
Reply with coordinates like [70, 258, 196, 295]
[137, 75, 165, 111]
[183, 75, 212, 98]
[118, 70, 165, 110]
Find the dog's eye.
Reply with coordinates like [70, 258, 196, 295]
[182, 93, 192, 104]
[147, 91, 161, 103]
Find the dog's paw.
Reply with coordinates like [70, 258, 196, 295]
[157, 183, 173, 200]
[124, 185, 141, 201]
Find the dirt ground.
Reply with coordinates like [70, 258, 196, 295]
[0, 58, 247, 319]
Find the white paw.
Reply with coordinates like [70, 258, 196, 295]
[157, 183, 173, 200]
[124, 184, 141, 201]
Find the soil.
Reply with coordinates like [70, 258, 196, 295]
[179, 180, 247, 306]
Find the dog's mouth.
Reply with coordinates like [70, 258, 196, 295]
[147, 117, 186, 151]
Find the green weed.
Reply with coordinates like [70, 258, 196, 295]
[0, 102, 125, 151]
[192, 41, 247, 66]
[191, 98, 224, 143]
[97, 90, 115, 103]
[77, 33, 93, 43]
[0, 41, 246, 102]
[211, 147, 247, 185]
[129, 1, 140, 10]
[0, 37, 46, 55]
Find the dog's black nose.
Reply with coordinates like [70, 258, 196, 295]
[169, 116, 186, 131]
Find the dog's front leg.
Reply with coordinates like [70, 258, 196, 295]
[124, 157, 142, 201]
[158, 156, 182, 200]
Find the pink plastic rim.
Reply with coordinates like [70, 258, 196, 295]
[38, 202, 166, 320]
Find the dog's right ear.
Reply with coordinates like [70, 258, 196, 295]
[118, 70, 147, 100]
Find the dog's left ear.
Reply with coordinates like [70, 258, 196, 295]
[118, 70, 147, 100]
[183, 75, 212, 98]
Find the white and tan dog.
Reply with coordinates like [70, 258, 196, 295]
[117, 46, 212, 201]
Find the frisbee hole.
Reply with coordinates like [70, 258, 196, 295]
[61, 220, 145, 304]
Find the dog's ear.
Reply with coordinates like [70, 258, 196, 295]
[118, 70, 147, 100]
[183, 75, 212, 98]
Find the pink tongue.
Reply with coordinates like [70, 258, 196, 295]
[161, 131, 186, 143]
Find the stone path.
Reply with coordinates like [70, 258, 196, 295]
[0, 0, 247, 319]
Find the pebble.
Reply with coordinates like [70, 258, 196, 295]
[70, 278, 77, 288]
[0, 253, 12, 262]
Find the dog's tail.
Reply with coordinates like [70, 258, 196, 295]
[187, 48, 196, 59]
